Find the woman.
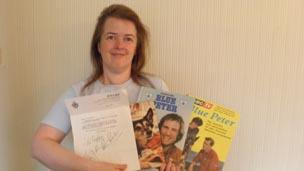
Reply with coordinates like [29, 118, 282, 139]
[31, 4, 170, 171]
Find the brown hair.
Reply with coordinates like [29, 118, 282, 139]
[82, 4, 153, 93]
[205, 137, 215, 146]
[190, 117, 203, 126]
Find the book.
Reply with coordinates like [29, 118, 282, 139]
[137, 87, 195, 168]
[184, 98, 240, 171]
[130, 101, 165, 170]
[65, 89, 140, 171]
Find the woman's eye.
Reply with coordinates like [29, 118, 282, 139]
[125, 37, 134, 42]
[106, 35, 115, 40]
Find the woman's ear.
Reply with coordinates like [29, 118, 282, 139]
[97, 42, 101, 55]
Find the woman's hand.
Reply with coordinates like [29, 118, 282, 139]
[31, 124, 127, 171]
[86, 160, 127, 171]
[160, 159, 180, 171]
[188, 163, 194, 171]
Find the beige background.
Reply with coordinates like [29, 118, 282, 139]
[1, 0, 304, 170]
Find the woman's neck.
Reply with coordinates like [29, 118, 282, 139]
[100, 69, 131, 85]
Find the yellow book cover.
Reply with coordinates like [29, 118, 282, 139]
[183, 98, 240, 171]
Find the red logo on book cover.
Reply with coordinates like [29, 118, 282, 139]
[195, 99, 213, 109]
[202, 102, 213, 109]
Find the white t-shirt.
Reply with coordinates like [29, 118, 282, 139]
[42, 75, 168, 134]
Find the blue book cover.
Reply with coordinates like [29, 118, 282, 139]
[137, 87, 195, 168]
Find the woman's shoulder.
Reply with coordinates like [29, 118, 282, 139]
[143, 73, 163, 82]
[141, 73, 169, 91]
[71, 80, 87, 96]
[71, 79, 101, 96]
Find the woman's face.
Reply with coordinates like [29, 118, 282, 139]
[98, 17, 137, 74]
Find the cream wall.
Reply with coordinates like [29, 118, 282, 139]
[0, 0, 9, 170]
[1, 0, 303, 170]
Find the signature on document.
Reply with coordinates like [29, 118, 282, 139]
[83, 129, 123, 159]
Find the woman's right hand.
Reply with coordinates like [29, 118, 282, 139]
[31, 124, 127, 171]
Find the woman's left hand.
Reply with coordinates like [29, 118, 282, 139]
[160, 159, 180, 171]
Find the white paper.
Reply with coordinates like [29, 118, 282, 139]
[65, 89, 140, 171]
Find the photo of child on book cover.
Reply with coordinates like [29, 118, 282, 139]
[130, 101, 165, 169]
[182, 117, 204, 159]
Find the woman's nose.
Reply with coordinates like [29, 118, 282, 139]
[114, 37, 124, 49]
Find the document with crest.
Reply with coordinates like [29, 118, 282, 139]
[65, 89, 140, 171]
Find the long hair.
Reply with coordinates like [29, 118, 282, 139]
[82, 4, 153, 93]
